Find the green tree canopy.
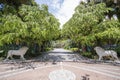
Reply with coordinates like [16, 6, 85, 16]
[0, 1, 60, 47]
[62, 2, 120, 47]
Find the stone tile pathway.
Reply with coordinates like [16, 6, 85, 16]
[0, 48, 120, 80]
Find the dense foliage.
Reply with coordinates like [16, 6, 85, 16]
[104, 0, 120, 21]
[62, 2, 120, 57]
[0, 0, 60, 57]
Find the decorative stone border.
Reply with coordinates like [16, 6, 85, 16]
[49, 69, 76, 80]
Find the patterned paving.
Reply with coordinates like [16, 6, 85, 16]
[0, 62, 120, 80]
[0, 48, 120, 80]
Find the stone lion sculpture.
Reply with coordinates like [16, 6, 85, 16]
[6, 46, 29, 60]
[94, 46, 119, 60]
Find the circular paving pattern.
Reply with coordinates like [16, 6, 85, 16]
[49, 69, 76, 80]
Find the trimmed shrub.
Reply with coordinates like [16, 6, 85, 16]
[70, 48, 79, 52]
[81, 52, 93, 58]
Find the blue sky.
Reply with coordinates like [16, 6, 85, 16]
[35, 0, 64, 14]
[35, 0, 86, 28]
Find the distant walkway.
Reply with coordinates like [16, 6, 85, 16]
[39, 48, 120, 65]
[41, 48, 85, 62]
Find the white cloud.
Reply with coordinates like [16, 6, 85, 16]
[55, 0, 81, 28]
[51, 0, 61, 9]
[35, 0, 87, 28]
